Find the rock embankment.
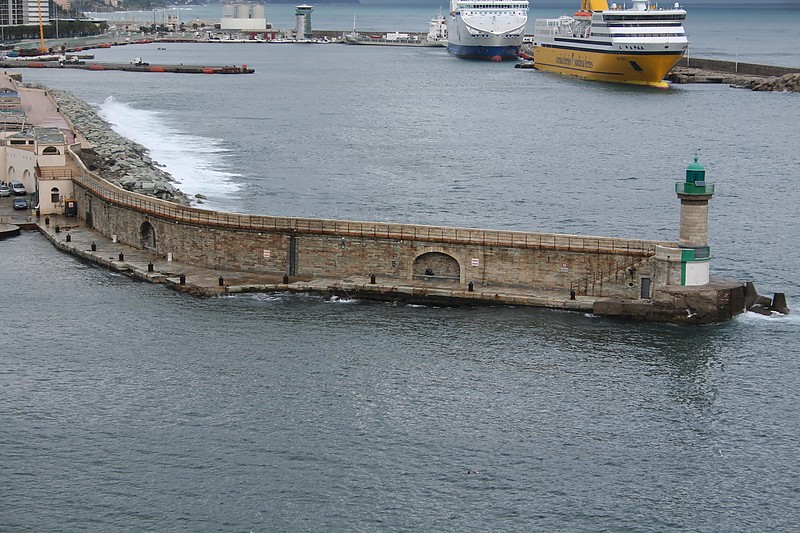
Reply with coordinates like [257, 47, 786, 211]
[45, 88, 192, 205]
[744, 72, 800, 92]
[666, 67, 800, 92]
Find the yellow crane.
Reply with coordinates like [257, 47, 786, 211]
[38, 0, 46, 52]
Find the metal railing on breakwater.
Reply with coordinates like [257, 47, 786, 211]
[69, 152, 667, 256]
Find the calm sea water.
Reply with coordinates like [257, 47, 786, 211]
[3, 13, 800, 531]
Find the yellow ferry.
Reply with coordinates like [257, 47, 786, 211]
[532, 0, 688, 88]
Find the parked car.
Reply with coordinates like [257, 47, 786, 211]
[0, 184, 10, 197]
[9, 182, 26, 196]
[12, 198, 28, 210]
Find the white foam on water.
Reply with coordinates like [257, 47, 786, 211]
[325, 295, 360, 304]
[737, 310, 798, 324]
[96, 96, 241, 206]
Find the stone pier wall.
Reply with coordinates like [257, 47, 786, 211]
[675, 57, 798, 77]
[69, 153, 672, 301]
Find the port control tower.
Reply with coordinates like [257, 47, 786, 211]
[295, 4, 313, 40]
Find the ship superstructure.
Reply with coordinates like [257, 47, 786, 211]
[532, 0, 688, 87]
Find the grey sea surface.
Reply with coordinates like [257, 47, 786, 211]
[3, 40, 800, 531]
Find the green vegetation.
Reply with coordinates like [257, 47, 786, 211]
[2, 20, 108, 42]
[68, 0, 171, 12]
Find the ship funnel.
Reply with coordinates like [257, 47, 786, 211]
[582, 0, 609, 11]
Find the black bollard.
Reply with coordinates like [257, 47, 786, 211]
[91, 242, 96, 251]
[219, 276, 224, 286]
[55, 225, 60, 233]
[370, 274, 376, 284]
[148, 262, 154, 272]
[65, 233, 71, 242]
[118, 252, 124, 261]
[179, 274, 186, 285]
[468, 281, 474, 292]
[283, 274, 289, 284]
[45, 216, 50, 226]
[570, 289, 576, 300]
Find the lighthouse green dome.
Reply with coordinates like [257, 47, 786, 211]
[686, 155, 706, 184]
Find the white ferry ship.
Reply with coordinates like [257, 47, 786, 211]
[532, 0, 688, 88]
[447, 0, 529, 61]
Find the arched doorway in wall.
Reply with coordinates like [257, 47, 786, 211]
[140, 221, 156, 251]
[7, 165, 15, 181]
[42, 146, 60, 155]
[413, 252, 461, 282]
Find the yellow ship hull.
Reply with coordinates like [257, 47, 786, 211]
[532, 46, 684, 88]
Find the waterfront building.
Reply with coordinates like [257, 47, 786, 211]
[0, 0, 51, 27]
[217, 3, 278, 40]
[1, 123, 75, 215]
[294, 4, 312, 41]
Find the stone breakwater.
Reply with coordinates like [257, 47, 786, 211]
[742, 72, 800, 93]
[44, 87, 192, 205]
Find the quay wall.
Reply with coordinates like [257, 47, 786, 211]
[67, 151, 671, 301]
[675, 57, 799, 77]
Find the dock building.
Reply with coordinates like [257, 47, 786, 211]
[213, 3, 278, 41]
[294, 4, 313, 41]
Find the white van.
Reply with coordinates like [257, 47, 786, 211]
[9, 181, 26, 196]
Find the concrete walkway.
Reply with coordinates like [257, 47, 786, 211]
[32, 212, 597, 312]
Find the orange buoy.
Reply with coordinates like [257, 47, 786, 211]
[491, 55, 502, 62]
[202, 67, 214, 74]
[149, 66, 165, 73]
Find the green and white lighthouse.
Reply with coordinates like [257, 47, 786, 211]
[675, 154, 714, 285]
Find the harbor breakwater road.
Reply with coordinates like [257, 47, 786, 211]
[0, 61, 254, 74]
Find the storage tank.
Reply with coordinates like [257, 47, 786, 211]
[236, 4, 250, 19]
[252, 5, 265, 19]
[222, 4, 235, 18]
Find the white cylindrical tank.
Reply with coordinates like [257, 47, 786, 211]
[252, 5, 265, 19]
[223, 5, 235, 18]
[236, 4, 250, 19]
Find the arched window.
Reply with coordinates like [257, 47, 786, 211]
[50, 187, 60, 203]
[42, 146, 60, 155]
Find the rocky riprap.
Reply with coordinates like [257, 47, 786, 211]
[44, 88, 192, 205]
[746, 72, 800, 92]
